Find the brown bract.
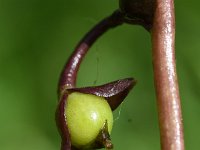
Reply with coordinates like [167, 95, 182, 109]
[68, 78, 135, 111]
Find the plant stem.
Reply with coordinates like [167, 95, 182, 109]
[151, 0, 184, 149]
[58, 10, 124, 95]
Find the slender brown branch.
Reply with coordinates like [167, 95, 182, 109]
[151, 0, 184, 149]
[58, 10, 124, 95]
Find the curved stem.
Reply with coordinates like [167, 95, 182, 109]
[151, 0, 184, 149]
[58, 10, 124, 95]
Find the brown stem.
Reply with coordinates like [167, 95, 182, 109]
[151, 0, 184, 149]
[58, 10, 124, 95]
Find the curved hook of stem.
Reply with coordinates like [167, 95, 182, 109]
[56, 10, 126, 150]
[58, 10, 124, 96]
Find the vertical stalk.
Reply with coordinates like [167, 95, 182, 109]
[151, 0, 184, 149]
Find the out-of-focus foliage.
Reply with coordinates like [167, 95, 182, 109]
[0, 0, 199, 149]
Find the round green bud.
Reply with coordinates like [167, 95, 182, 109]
[65, 92, 113, 149]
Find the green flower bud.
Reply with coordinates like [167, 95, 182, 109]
[65, 92, 113, 149]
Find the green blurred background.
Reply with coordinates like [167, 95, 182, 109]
[0, 0, 199, 149]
